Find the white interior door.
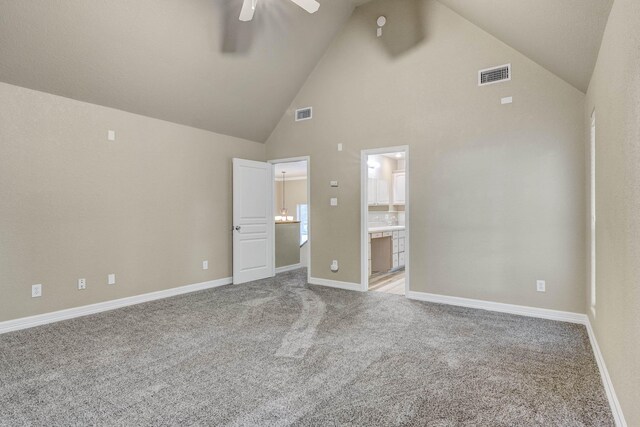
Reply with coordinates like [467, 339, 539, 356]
[233, 158, 274, 284]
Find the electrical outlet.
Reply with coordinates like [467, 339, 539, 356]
[337, 143, 343, 151]
[202, 260, 209, 270]
[108, 274, 116, 285]
[330, 260, 339, 272]
[32, 284, 42, 298]
[78, 278, 86, 290]
[536, 280, 546, 292]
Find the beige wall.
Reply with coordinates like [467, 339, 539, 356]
[274, 179, 308, 218]
[266, 0, 587, 312]
[586, 0, 640, 423]
[0, 82, 265, 322]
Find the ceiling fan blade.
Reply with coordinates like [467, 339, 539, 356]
[239, 0, 256, 21]
[289, 0, 320, 14]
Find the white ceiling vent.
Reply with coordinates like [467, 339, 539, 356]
[295, 107, 312, 122]
[478, 64, 511, 86]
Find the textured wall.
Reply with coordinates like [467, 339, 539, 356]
[585, 0, 640, 423]
[266, 0, 587, 312]
[0, 82, 265, 322]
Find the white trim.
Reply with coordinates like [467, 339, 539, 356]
[361, 145, 410, 295]
[406, 289, 626, 425]
[0, 277, 232, 335]
[268, 156, 311, 285]
[309, 277, 362, 292]
[275, 263, 303, 274]
[590, 110, 597, 311]
[0, 275, 626, 425]
[406, 291, 587, 324]
[586, 320, 627, 427]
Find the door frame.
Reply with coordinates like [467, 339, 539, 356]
[360, 146, 410, 295]
[589, 110, 596, 316]
[268, 156, 311, 284]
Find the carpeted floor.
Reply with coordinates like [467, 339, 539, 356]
[0, 269, 613, 426]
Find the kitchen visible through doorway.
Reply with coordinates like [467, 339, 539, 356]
[270, 157, 310, 278]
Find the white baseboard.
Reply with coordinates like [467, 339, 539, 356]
[585, 320, 627, 427]
[0, 275, 626, 425]
[406, 290, 625, 425]
[0, 276, 232, 335]
[275, 263, 303, 274]
[309, 276, 362, 292]
[406, 291, 587, 324]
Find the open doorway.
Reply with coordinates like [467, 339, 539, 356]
[361, 147, 409, 295]
[269, 157, 310, 281]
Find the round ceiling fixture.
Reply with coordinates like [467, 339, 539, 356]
[377, 16, 386, 27]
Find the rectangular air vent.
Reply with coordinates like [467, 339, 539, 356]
[478, 64, 511, 86]
[295, 107, 312, 122]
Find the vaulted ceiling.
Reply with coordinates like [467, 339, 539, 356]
[436, 0, 614, 92]
[0, 0, 356, 142]
[0, 0, 613, 142]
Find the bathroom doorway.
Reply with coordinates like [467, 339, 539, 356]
[361, 146, 409, 295]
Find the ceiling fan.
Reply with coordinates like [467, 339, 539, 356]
[239, 0, 320, 21]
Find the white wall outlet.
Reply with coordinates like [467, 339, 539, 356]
[330, 180, 338, 187]
[536, 280, 546, 292]
[330, 197, 338, 206]
[108, 274, 116, 285]
[31, 284, 42, 298]
[337, 143, 343, 151]
[501, 96, 513, 105]
[107, 130, 116, 141]
[202, 260, 209, 270]
[78, 278, 86, 290]
[330, 260, 339, 272]
[32, 284, 42, 298]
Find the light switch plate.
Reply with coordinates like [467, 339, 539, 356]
[536, 280, 546, 292]
[501, 96, 513, 105]
[202, 260, 209, 270]
[107, 130, 116, 141]
[108, 274, 116, 285]
[330, 198, 338, 206]
[337, 143, 343, 151]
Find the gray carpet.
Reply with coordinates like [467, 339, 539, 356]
[0, 269, 613, 426]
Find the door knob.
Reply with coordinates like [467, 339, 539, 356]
[234, 226, 241, 231]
